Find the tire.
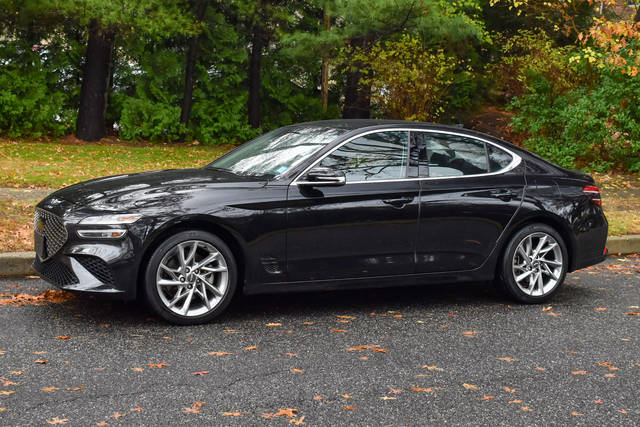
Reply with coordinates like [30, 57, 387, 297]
[499, 223, 568, 303]
[144, 230, 237, 325]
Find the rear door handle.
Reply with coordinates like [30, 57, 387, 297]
[382, 197, 414, 208]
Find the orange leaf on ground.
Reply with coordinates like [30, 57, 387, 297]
[291, 416, 306, 425]
[313, 395, 323, 401]
[332, 329, 346, 333]
[498, 357, 516, 362]
[422, 365, 442, 371]
[373, 348, 388, 353]
[303, 322, 314, 325]
[480, 395, 495, 401]
[192, 371, 209, 376]
[35, 360, 48, 364]
[41, 386, 60, 392]
[462, 383, 478, 390]
[508, 400, 523, 404]
[221, 411, 242, 416]
[45, 417, 68, 424]
[208, 351, 232, 356]
[275, 408, 297, 418]
[521, 406, 533, 412]
[184, 401, 205, 414]
[244, 346, 258, 351]
[536, 367, 547, 371]
[55, 336, 70, 340]
[265, 323, 282, 327]
[343, 406, 357, 411]
[462, 331, 482, 337]
[571, 411, 584, 416]
[595, 307, 607, 311]
[336, 315, 355, 319]
[148, 363, 168, 368]
[342, 394, 352, 399]
[346, 345, 379, 351]
[504, 387, 517, 393]
[290, 368, 304, 373]
[571, 370, 587, 375]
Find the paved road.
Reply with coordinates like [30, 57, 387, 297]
[0, 257, 638, 426]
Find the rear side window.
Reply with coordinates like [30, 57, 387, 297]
[488, 144, 513, 172]
[418, 133, 488, 177]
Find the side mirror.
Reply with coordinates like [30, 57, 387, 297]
[299, 166, 346, 187]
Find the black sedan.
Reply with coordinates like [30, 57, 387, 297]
[33, 120, 608, 324]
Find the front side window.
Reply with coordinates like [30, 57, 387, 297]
[319, 131, 409, 182]
[417, 133, 489, 177]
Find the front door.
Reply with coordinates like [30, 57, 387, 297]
[286, 130, 420, 282]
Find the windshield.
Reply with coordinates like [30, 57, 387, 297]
[207, 126, 348, 177]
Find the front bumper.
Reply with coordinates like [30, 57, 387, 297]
[32, 200, 146, 300]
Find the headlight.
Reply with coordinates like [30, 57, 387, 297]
[77, 229, 127, 239]
[78, 214, 142, 225]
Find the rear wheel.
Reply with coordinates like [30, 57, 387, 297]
[144, 230, 237, 325]
[499, 223, 568, 303]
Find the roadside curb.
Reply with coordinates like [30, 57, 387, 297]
[1, 235, 639, 277]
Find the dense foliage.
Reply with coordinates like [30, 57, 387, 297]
[0, 0, 638, 171]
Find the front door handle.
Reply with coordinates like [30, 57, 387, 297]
[382, 197, 414, 208]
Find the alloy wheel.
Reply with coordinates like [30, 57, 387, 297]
[511, 232, 563, 297]
[155, 240, 229, 317]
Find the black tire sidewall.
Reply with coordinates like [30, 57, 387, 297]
[144, 230, 237, 325]
[500, 223, 568, 303]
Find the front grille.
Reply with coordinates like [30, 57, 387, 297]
[73, 254, 113, 285]
[33, 257, 78, 287]
[34, 209, 68, 260]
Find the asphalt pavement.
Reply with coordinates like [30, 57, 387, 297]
[0, 257, 639, 426]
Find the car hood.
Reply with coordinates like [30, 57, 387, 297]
[48, 168, 267, 212]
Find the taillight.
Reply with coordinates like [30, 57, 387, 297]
[583, 186, 601, 206]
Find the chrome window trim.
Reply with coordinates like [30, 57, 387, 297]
[290, 128, 522, 185]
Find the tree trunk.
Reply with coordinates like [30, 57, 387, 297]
[180, 1, 208, 133]
[320, 1, 331, 113]
[248, 18, 265, 129]
[342, 38, 371, 119]
[634, 5, 640, 23]
[76, 19, 114, 142]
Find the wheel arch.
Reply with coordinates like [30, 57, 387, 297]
[135, 215, 247, 299]
[495, 214, 577, 276]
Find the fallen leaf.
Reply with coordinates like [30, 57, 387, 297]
[332, 329, 346, 333]
[463, 383, 478, 390]
[148, 363, 168, 368]
[346, 345, 380, 351]
[66, 387, 83, 391]
[547, 311, 561, 317]
[393, 314, 403, 318]
[290, 415, 306, 425]
[389, 388, 403, 394]
[571, 411, 584, 416]
[508, 400, 523, 404]
[410, 386, 431, 392]
[112, 413, 123, 419]
[290, 368, 304, 373]
[285, 353, 298, 357]
[303, 322, 314, 325]
[0, 391, 15, 396]
[46, 417, 68, 424]
[503, 387, 517, 393]
[336, 315, 355, 319]
[619, 409, 628, 414]
[571, 370, 587, 375]
[380, 396, 397, 400]
[33, 351, 47, 355]
[373, 348, 388, 353]
[130, 406, 142, 412]
[480, 395, 495, 401]
[594, 399, 603, 404]
[184, 401, 205, 414]
[542, 306, 552, 312]
[342, 406, 356, 411]
[498, 357, 516, 362]
[313, 395, 323, 401]
[41, 386, 61, 392]
[221, 411, 242, 416]
[244, 346, 258, 351]
[34, 360, 48, 364]
[10, 371, 22, 375]
[342, 394, 352, 399]
[275, 408, 297, 418]
[55, 336, 70, 340]
[605, 373, 616, 378]
[462, 330, 482, 337]
[0, 378, 16, 386]
[223, 329, 236, 333]
[568, 350, 579, 354]
[535, 367, 547, 371]
[521, 406, 533, 412]
[208, 351, 232, 356]
[265, 322, 282, 327]
[422, 365, 442, 371]
[595, 307, 607, 311]
[624, 312, 640, 316]
[192, 371, 209, 376]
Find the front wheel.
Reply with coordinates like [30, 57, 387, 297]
[144, 230, 237, 325]
[499, 223, 568, 303]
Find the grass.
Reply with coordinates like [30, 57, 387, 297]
[0, 138, 233, 189]
[0, 140, 638, 252]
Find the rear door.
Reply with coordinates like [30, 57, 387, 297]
[414, 131, 525, 273]
[286, 130, 420, 281]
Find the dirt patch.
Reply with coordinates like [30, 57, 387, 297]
[0, 289, 75, 307]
